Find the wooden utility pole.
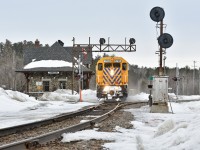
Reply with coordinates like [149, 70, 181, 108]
[199, 68, 200, 95]
[193, 61, 196, 94]
[176, 63, 179, 97]
[72, 37, 75, 95]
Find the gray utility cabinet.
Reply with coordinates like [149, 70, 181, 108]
[152, 76, 168, 104]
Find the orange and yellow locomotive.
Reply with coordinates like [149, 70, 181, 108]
[96, 56, 128, 100]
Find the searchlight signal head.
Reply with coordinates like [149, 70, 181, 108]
[150, 6, 165, 22]
[99, 38, 106, 45]
[129, 38, 136, 45]
[172, 77, 178, 81]
[158, 33, 173, 48]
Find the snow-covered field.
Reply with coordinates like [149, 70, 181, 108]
[1, 87, 200, 149]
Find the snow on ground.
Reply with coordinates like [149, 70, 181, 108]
[169, 93, 200, 101]
[0, 88, 97, 128]
[39, 89, 79, 102]
[24, 60, 72, 69]
[81, 89, 98, 102]
[62, 93, 200, 150]
[125, 102, 200, 150]
[39, 89, 98, 103]
[126, 92, 149, 102]
[1, 87, 200, 149]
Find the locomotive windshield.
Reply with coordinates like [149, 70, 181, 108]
[113, 63, 120, 68]
[122, 63, 127, 70]
[104, 63, 112, 68]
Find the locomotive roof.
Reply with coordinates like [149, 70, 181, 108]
[97, 56, 128, 62]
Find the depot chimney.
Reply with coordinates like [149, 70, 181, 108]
[35, 39, 40, 48]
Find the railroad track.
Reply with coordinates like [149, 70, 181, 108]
[0, 104, 99, 137]
[0, 101, 128, 150]
[0, 101, 147, 150]
[171, 99, 200, 103]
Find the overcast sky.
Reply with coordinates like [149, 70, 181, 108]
[0, 0, 200, 68]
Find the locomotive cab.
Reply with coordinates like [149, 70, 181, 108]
[96, 57, 128, 101]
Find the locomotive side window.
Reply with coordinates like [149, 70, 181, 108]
[113, 63, 120, 68]
[104, 63, 112, 68]
[98, 63, 103, 71]
[122, 63, 127, 70]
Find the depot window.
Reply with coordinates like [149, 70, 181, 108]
[98, 63, 103, 70]
[113, 63, 120, 68]
[122, 63, 127, 70]
[43, 81, 49, 92]
[59, 81, 66, 89]
[104, 63, 112, 68]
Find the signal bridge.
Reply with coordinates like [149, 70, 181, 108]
[72, 38, 136, 52]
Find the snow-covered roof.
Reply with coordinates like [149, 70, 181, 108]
[24, 60, 72, 69]
[24, 41, 92, 66]
[17, 41, 93, 73]
[17, 59, 92, 73]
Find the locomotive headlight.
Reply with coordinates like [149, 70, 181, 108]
[103, 86, 110, 92]
[114, 86, 122, 92]
[115, 86, 119, 91]
[110, 69, 114, 76]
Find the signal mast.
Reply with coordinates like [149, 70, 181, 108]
[149, 7, 173, 113]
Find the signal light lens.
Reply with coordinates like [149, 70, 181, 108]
[99, 38, 106, 45]
[172, 77, 178, 81]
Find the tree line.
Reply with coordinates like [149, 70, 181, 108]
[90, 54, 200, 95]
[0, 40, 47, 91]
[0, 39, 199, 95]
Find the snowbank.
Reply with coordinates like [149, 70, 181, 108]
[0, 88, 38, 112]
[39, 90, 79, 102]
[6, 90, 36, 102]
[126, 92, 149, 102]
[39, 89, 99, 103]
[81, 89, 98, 103]
[168, 93, 200, 101]
[39, 89, 150, 103]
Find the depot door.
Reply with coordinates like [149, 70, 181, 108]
[43, 81, 49, 92]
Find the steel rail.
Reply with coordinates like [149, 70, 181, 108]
[173, 99, 200, 103]
[0, 103, 121, 150]
[0, 104, 100, 137]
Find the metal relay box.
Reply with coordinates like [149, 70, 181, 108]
[152, 76, 168, 103]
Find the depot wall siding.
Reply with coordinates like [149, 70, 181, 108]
[28, 72, 79, 92]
